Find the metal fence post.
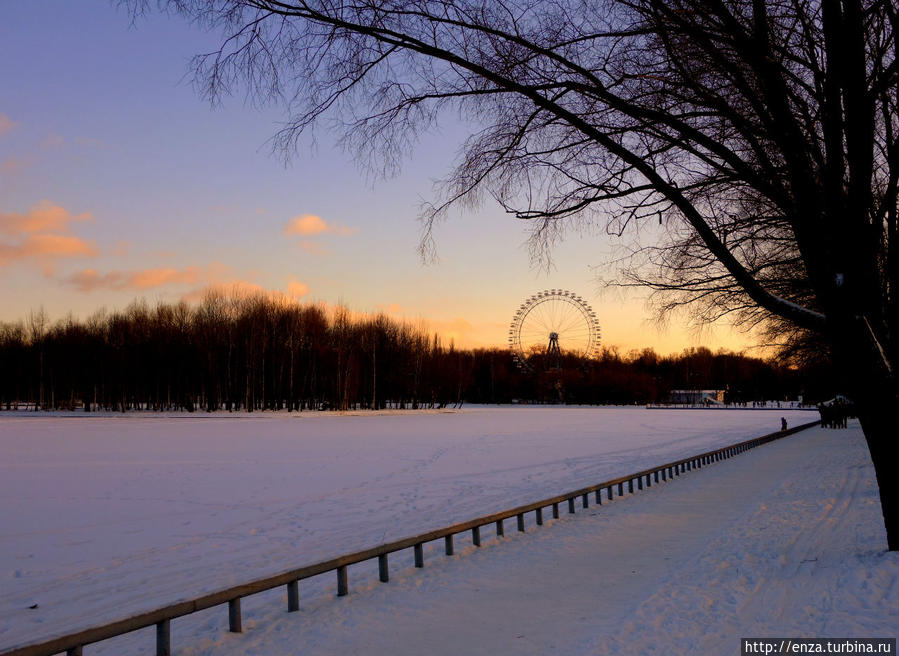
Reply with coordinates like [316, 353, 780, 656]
[414, 543, 424, 568]
[337, 566, 348, 596]
[156, 619, 170, 656]
[287, 580, 299, 612]
[228, 598, 242, 633]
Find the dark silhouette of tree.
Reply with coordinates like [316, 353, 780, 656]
[1, 295, 814, 413]
[124, 0, 899, 548]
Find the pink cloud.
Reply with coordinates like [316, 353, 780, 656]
[0, 114, 16, 136]
[298, 240, 329, 255]
[131, 267, 202, 289]
[287, 277, 309, 298]
[180, 281, 267, 303]
[377, 303, 405, 314]
[73, 136, 107, 149]
[0, 202, 97, 266]
[21, 234, 97, 257]
[284, 214, 357, 237]
[41, 133, 65, 149]
[181, 279, 311, 304]
[0, 158, 25, 175]
[0, 234, 98, 265]
[62, 262, 307, 307]
[63, 265, 212, 293]
[0, 200, 92, 237]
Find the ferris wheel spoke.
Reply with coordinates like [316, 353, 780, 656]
[560, 322, 590, 338]
[552, 300, 571, 332]
[553, 298, 567, 329]
[556, 312, 587, 336]
[546, 298, 561, 326]
[520, 333, 548, 347]
[529, 304, 553, 332]
[557, 321, 589, 342]
[534, 301, 554, 331]
[549, 298, 561, 329]
[521, 318, 549, 340]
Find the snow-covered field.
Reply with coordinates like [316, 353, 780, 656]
[4, 407, 892, 655]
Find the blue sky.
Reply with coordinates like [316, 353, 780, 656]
[0, 1, 756, 353]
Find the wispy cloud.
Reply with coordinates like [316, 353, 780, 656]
[181, 278, 311, 304]
[62, 262, 237, 294]
[1, 234, 98, 265]
[1, 200, 92, 237]
[0, 201, 97, 266]
[297, 240, 330, 255]
[372, 304, 505, 348]
[72, 136, 107, 150]
[0, 114, 16, 137]
[284, 214, 357, 237]
[180, 280, 270, 303]
[63, 266, 205, 292]
[63, 262, 312, 306]
[377, 303, 405, 314]
[41, 133, 65, 149]
[0, 157, 26, 175]
[287, 277, 309, 298]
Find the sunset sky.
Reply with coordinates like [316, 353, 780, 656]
[1, 2, 758, 354]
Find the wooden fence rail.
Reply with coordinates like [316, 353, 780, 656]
[1, 420, 820, 656]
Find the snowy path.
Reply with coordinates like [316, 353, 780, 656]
[155, 424, 893, 656]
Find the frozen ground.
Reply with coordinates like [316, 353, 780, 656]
[4, 407, 891, 655]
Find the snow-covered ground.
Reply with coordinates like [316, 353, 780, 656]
[4, 407, 893, 655]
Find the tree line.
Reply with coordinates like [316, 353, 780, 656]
[0, 294, 826, 412]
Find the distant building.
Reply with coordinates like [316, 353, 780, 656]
[667, 389, 725, 405]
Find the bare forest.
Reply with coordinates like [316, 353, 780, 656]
[0, 293, 823, 412]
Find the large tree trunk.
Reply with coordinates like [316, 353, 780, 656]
[836, 325, 898, 551]
[857, 402, 899, 551]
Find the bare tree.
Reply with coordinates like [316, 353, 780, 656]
[27, 309, 48, 410]
[127, 0, 898, 548]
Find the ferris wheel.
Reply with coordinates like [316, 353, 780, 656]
[509, 289, 601, 370]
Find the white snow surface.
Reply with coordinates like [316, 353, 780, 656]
[2, 407, 894, 655]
